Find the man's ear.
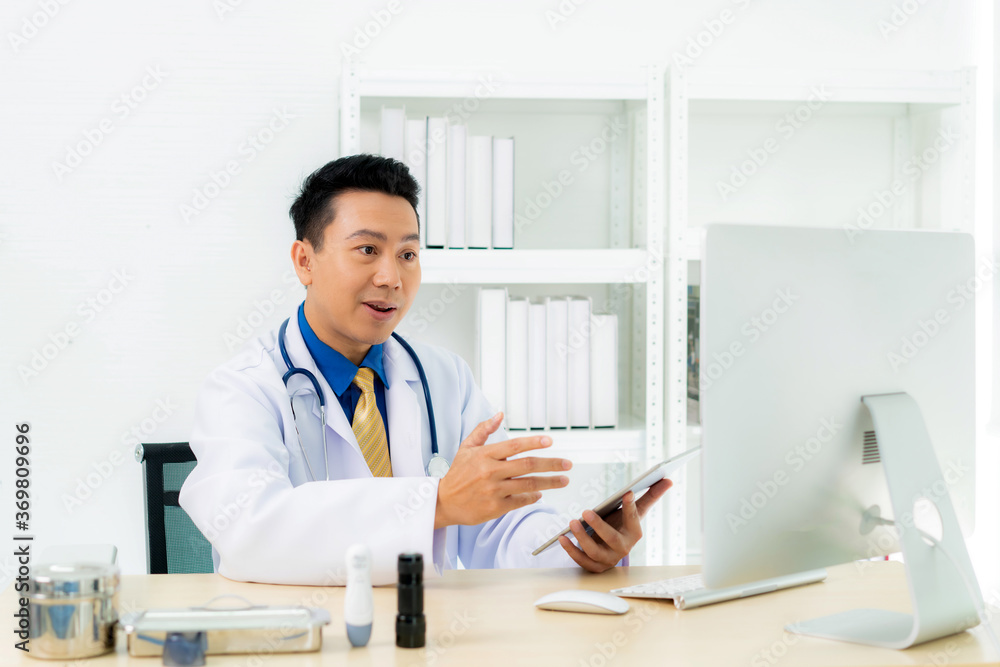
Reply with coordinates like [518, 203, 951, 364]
[290, 240, 313, 287]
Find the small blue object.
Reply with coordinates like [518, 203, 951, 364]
[163, 631, 207, 666]
[347, 622, 372, 647]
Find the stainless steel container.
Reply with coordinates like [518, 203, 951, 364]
[28, 563, 120, 660]
[121, 603, 330, 657]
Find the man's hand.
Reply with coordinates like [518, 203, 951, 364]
[558, 479, 672, 573]
[434, 412, 571, 530]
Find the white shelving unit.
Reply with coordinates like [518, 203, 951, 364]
[668, 66, 982, 563]
[340, 63, 672, 564]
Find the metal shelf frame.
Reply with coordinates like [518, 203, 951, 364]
[340, 62, 670, 565]
[667, 66, 981, 564]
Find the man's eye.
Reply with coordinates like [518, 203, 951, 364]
[402, 251, 416, 260]
[360, 246, 376, 255]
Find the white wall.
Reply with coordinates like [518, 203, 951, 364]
[0, 0, 989, 581]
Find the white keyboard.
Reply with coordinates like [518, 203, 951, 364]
[612, 573, 705, 599]
[611, 569, 827, 610]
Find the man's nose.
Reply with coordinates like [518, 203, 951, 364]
[373, 255, 402, 288]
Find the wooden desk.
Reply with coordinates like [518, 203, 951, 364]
[3, 562, 998, 666]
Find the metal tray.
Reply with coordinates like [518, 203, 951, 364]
[120, 599, 330, 657]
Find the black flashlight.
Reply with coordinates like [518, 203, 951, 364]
[396, 553, 425, 648]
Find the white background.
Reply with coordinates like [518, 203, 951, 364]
[0, 0, 996, 590]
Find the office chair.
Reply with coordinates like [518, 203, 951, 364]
[137, 442, 214, 574]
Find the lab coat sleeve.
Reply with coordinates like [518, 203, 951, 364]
[179, 358, 441, 586]
[447, 355, 578, 570]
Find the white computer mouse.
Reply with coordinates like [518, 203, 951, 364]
[533, 589, 630, 615]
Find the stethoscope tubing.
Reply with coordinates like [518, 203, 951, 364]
[277, 317, 443, 480]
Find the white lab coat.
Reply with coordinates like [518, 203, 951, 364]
[179, 311, 575, 585]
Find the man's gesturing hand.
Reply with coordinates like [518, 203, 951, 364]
[558, 479, 672, 573]
[434, 412, 572, 530]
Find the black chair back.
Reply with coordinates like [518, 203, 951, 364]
[137, 442, 213, 574]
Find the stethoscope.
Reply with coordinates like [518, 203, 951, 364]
[278, 319, 450, 481]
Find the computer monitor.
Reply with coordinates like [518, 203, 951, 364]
[699, 223, 980, 648]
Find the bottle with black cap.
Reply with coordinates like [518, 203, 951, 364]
[396, 553, 425, 648]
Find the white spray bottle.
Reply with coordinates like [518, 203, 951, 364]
[344, 544, 373, 647]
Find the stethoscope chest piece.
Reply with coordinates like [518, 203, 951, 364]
[426, 455, 450, 479]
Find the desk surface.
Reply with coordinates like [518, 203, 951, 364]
[3, 562, 998, 666]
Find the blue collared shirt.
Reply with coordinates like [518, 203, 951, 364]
[297, 303, 391, 449]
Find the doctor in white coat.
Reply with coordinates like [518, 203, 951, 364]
[179, 154, 671, 585]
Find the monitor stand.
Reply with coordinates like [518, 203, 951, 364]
[786, 392, 982, 649]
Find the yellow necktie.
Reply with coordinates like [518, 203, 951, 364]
[351, 367, 392, 477]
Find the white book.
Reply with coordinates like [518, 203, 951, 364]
[404, 118, 428, 248]
[466, 135, 493, 249]
[492, 137, 514, 249]
[545, 297, 569, 428]
[506, 298, 530, 430]
[425, 117, 448, 248]
[478, 288, 508, 416]
[447, 124, 467, 249]
[380, 106, 405, 161]
[590, 314, 618, 428]
[567, 297, 592, 428]
[528, 302, 547, 429]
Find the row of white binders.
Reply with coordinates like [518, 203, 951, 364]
[477, 288, 619, 431]
[380, 107, 514, 250]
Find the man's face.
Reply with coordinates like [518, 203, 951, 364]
[293, 190, 421, 363]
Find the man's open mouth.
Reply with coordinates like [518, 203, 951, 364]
[365, 302, 396, 313]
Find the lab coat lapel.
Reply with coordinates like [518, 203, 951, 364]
[383, 335, 426, 477]
[282, 315, 365, 469]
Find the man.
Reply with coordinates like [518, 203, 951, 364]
[179, 154, 671, 585]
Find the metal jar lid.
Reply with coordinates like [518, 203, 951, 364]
[30, 563, 120, 600]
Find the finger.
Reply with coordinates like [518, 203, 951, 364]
[568, 519, 618, 566]
[486, 434, 553, 460]
[558, 535, 605, 573]
[501, 475, 569, 495]
[635, 479, 672, 520]
[618, 491, 641, 539]
[461, 412, 504, 448]
[500, 491, 543, 514]
[496, 456, 572, 480]
[581, 508, 629, 554]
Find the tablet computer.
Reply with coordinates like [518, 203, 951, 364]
[532, 445, 701, 556]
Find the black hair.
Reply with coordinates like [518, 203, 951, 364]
[289, 154, 420, 250]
